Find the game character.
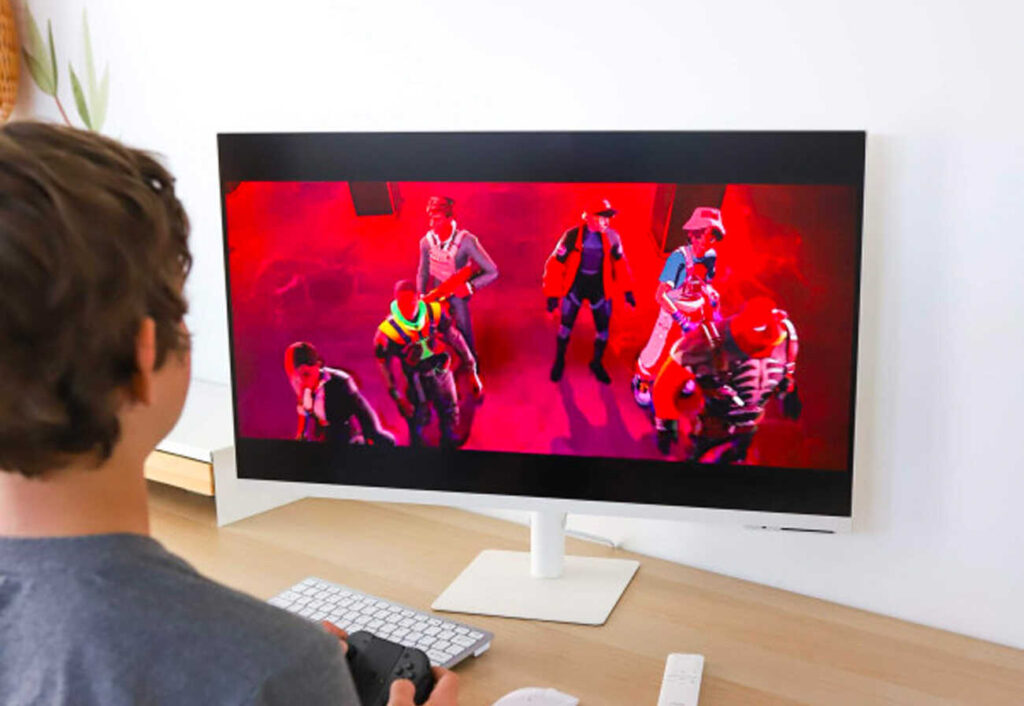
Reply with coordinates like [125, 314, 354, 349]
[416, 196, 498, 363]
[632, 206, 725, 407]
[542, 199, 636, 384]
[652, 297, 802, 462]
[284, 342, 395, 446]
[374, 280, 483, 447]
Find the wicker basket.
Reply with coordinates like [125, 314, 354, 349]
[0, 0, 18, 122]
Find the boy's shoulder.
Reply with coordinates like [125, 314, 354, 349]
[0, 534, 357, 705]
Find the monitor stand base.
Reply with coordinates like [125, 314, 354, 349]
[431, 511, 639, 625]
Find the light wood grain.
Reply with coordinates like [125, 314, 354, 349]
[144, 451, 214, 496]
[147, 482, 1024, 705]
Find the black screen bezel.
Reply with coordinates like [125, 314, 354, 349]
[217, 131, 865, 518]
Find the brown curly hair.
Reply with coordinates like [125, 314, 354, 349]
[0, 122, 192, 477]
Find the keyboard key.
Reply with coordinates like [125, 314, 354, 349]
[468, 631, 483, 639]
[406, 632, 423, 643]
[438, 630, 455, 641]
[411, 620, 429, 632]
[452, 635, 475, 648]
[428, 618, 442, 626]
[454, 627, 469, 635]
[427, 650, 449, 664]
[434, 640, 451, 651]
[392, 627, 410, 639]
[424, 626, 441, 636]
[419, 636, 436, 647]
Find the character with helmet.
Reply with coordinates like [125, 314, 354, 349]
[632, 206, 725, 408]
[652, 297, 802, 462]
[284, 341, 396, 446]
[542, 199, 636, 384]
[373, 280, 483, 448]
[416, 196, 498, 365]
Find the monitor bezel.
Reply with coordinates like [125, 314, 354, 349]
[217, 131, 865, 526]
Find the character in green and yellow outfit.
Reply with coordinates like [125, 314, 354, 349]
[373, 280, 482, 447]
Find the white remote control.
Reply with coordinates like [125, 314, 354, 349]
[656, 653, 704, 706]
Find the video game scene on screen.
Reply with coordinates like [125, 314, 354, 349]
[225, 181, 858, 470]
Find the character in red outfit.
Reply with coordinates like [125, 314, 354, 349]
[632, 206, 725, 408]
[652, 297, 801, 462]
[542, 199, 636, 384]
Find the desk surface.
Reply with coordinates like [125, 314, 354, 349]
[147, 483, 1024, 705]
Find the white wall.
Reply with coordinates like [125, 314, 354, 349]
[13, 0, 1024, 648]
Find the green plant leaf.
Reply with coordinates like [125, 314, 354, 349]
[83, 10, 97, 100]
[47, 20, 58, 92]
[22, 49, 55, 95]
[81, 9, 108, 131]
[21, 8, 56, 94]
[70, 65, 92, 130]
[92, 67, 109, 132]
[24, 8, 46, 63]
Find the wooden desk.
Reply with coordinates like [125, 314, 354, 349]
[144, 451, 214, 496]
[147, 482, 1024, 705]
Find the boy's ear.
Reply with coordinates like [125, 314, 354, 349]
[131, 318, 157, 405]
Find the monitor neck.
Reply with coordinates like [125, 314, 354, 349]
[530, 510, 566, 578]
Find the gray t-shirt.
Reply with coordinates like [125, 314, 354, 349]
[0, 533, 361, 705]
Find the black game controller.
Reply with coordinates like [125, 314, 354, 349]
[346, 630, 436, 706]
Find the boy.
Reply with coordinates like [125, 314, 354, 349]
[0, 122, 456, 705]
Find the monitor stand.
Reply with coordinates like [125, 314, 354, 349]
[431, 510, 639, 625]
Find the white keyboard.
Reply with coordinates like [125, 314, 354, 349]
[269, 577, 493, 669]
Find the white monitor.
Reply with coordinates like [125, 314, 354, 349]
[214, 131, 865, 623]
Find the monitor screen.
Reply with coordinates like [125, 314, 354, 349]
[219, 132, 864, 518]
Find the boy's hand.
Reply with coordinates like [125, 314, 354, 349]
[321, 621, 349, 655]
[388, 667, 458, 706]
